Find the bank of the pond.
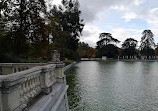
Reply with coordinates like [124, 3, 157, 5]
[119, 59, 158, 62]
[81, 58, 158, 62]
[64, 61, 77, 72]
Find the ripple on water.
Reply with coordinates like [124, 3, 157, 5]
[65, 61, 158, 111]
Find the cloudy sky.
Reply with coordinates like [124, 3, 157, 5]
[51, 0, 158, 48]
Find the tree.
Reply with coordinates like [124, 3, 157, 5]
[0, 0, 19, 62]
[49, 0, 84, 60]
[155, 44, 158, 56]
[99, 44, 119, 58]
[0, 0, 84, 62]
[122, 38, 138, 57]
[77, 42, 89, 57]
[96, 32, 120, 58]
[140, 30, 155, 57]
[61, 0, 84, 51]
[1, 0, 49, 58]
[97, 33, 120, 48]
[87, 48, 96, 58]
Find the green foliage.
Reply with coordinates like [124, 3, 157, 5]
[140, 30, 155, 56]
[96, 32, 120, 58]
[49, 0, 84, 60]
[140, 47, 155, 57]
[155, 45, 158, 56]
[97, 33, 120, 47]
[87, 48, 96, 58]
[77, 42, 89, 57]
[20, 58, 47, 63]
[0, 0, 84, 62]
[99, 44, 119, 58]
[122, 38, 138, 56]
[0, 0, 50, 62]
[63, 59, 74, 66]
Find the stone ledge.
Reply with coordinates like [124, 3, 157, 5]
[64, 61, 77, 72]
[0, 63, 47, 66]
[29, 83, 68, 111]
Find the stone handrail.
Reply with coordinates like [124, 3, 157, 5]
[0, 62, 65, 111]
[0, 63, 47, 75]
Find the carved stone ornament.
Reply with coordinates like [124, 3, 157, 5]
[50, 50, 60, 62]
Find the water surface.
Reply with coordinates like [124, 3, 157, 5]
[65, 61, 158, 111]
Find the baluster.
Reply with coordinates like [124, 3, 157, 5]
[30, 76, 36, 97]
[18, 67, 20, 72]
[26, 77, 31, 100]
[32, 75, 37, 96]
[23, 79, 28, 101]
[35, 75, 38, 92]
[20, 82, 24, 102]
[30, 77, 34, 97]
[52, 70, 56, 84]
[13, 68, 16, 73]
[37, 75, 41, 91]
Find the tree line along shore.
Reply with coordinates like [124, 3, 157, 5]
[0, 0, 158, 63]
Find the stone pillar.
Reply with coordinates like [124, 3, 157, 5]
[55, 63, 65, 83]
[0, 78, 25, 111]
[48, 50, 65, 83]
[41, 67, 52, 94]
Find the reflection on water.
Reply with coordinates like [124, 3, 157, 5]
[65, 61, 158, 111]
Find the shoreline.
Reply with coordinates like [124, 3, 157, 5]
[63, 59, 158, 73]
[81, 59, 158, 62]
[63, 61, 77, 72]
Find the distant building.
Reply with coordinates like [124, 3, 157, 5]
[102, 56, 107, 60]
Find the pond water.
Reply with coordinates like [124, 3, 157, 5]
[65, 61, 158, 111]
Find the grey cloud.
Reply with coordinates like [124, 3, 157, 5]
[82, 30, 92, 38]
[79, 0, 135, 22]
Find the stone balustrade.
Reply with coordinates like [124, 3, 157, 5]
[0, 61, 68, 111]
[0, 63, 47, 75]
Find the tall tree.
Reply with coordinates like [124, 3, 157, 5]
[27, 0, 49, 57]
[97, 33, 120, 47]
[140, 30, 155, 57]
[1, 0, 48, 58]
[122, 38, 138, 57]
[49, 0, 84, 60]
[140, 30, 155, 49]
[0, 0, 19, 61]
[61, 0, 84, 51]
[10, 0, 30, 56]
[96, 32, 120, 58]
